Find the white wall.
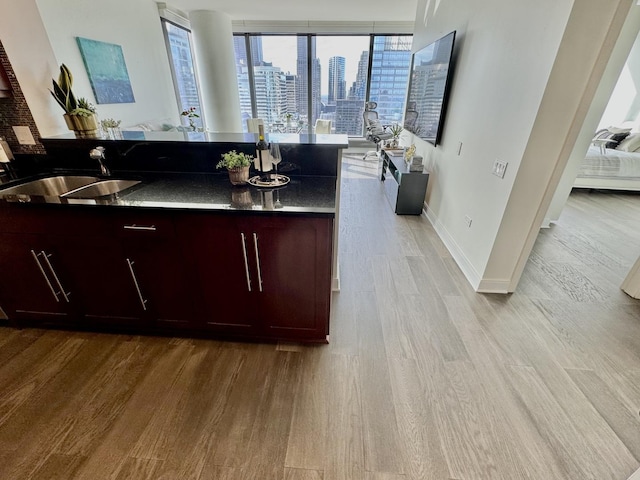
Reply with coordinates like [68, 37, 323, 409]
[0, 0, 68, 137]
[598, 32, 640, 130]
[411, 0, 634, 291]
[410, 0, 574, 290]
[33, 0, 179, 132]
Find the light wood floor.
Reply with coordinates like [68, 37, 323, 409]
[1, 154, 640, 479]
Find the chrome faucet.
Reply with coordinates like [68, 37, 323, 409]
[89, 146, 110, 176]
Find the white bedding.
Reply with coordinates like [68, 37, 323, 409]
[574, 146, 640, 190]
[578, 146, 640, 179]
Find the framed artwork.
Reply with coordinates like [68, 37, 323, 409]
[76, 37, 135, 104]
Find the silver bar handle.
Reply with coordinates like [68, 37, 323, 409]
[123, 224, 157, 231]
[241, 233, 252, 292]
[126, 258, 148, 311]
[40, 251, 70, 302]
[30, 250, 60, 303]
[253, 233, 263, 292]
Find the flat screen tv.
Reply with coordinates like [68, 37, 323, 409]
[404, 31, 456, 146]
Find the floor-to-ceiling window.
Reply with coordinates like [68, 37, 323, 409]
[161, 19, 203, 130]
[234, 33, 412, 136]
[315, 36, 371, 135]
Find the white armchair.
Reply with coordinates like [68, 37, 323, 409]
[314, 119, 332, 134]
[246, 118, 264, 134]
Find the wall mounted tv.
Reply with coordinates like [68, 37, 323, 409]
[404, 31, 456, 146]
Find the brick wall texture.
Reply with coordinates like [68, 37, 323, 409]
[0, 40, 47, 155]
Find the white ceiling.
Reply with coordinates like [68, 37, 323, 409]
[163, 0, 418, 23]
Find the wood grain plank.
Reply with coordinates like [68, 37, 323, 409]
[209, 344, 278, 468]
[387, 356, 451, 479]
[27, 453, 85, 480]
[115, 457, 162, 480]
[240, 351, 302, 476]
[71, 342, 194, 479]
[285, 347, 329, 471]
[567, 368, 640, 462]
[323, 354, 365, 480]
[53, 338, 166, 457]
[285, 467, 324, 480]
[506, 364, 623, 480]
[355, 290, 405, 474]
[151, 345, 245, 480]
[442, 295, 568, 480]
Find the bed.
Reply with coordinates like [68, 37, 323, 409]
[574, 130, 640, 191]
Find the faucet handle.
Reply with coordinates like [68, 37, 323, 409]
[89, 146, 105, 160]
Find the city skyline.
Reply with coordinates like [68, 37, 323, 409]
[232, 34, 412, 134]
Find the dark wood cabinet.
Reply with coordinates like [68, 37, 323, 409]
[179, 215, 260, 335]
[248, 217, 332, 340]
[0, 233, 69, 322]
[0, 204, 333, 342]
[48, 234, 143, 325]
[177, 213, 333, 342]
[116, 213, 194, 327]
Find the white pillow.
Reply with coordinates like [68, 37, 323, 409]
[606, 125, 632, 134]
[617, 133, 640, 152]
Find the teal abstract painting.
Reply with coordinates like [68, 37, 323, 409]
[76, 37, 135, 104]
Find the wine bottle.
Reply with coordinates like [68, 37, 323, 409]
[255, 124, 272, 181]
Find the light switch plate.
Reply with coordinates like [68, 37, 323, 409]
[12, 126, 36, 145]
[492, 159, 507, 178]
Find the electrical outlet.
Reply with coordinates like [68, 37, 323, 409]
[492, 159, 507, 178]
[464, 215, 472, 228]
[12, 126, 36, 145]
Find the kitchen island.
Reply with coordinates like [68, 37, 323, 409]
[0, 132, 347, 343]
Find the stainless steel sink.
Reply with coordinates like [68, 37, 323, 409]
[0, 175, 101, 196]
[62, 179, 141, 198]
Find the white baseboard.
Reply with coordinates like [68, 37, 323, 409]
[424, 204, 482, 290]
[424, 203, 511, 294]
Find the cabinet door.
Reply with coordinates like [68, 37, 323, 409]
[247, 216, 333, 341]
[0, 233, 69, 321]
[118, 219, 194, 328]
[49, 235, 143, 325]
[178, 214, 259, 335]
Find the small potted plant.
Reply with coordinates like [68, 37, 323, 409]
[181, 106, 200, 131]
[217, 150, 253, 185]
[388, 123, 403, 148]
[50, 64, 100, 138]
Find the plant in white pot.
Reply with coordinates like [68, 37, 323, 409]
[217, 150, 253, 185]
[50, 64, 100, 138]
[388, 123, 403, 148]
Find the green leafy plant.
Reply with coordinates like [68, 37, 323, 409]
[101, 118, 121, 129]
[50, 64, 78, 114]
[389, 123, 403, 138]
[217, 150, 253, 170]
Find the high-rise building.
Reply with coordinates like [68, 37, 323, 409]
[328, 56, 346, 104]
[335, 99, 364, 135]
[296, 37, 321, 123]
[285, 74, 297, 116]
[368, 36, 412, 124]
[233, 36, 263, 67]
[349, 51, 369, 101]
[253, 64, 287, 124]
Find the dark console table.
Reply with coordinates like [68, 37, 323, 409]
[380, 150, 429, 215]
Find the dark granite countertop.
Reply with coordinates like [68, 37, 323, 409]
[0, 172, 337, 216]
[43, 131, 349, 148]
